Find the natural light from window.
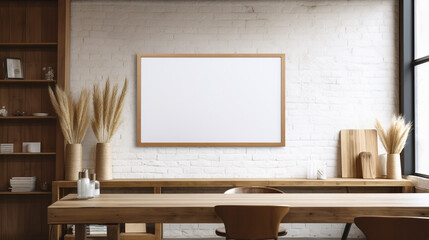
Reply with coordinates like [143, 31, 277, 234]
[415, 0, 429, 175]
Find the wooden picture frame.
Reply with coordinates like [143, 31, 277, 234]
[137, 54, 285, 147]
[4, 57, 24, 79]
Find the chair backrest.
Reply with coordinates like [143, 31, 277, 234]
[224, 186, 284, 194]
[355, 216, 429, 240]
[215, 205, 289, 240]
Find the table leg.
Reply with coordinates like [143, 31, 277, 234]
[402, 186, 414, 193]
[75, 224, 86, 240]
[341, 223, 352, 240]
[154, 187, 163, 240]
[107, 224, 120, 240]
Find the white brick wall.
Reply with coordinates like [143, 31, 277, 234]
[70, 0, 398, 238]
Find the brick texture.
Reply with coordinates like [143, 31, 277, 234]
[70, 0, 398, 238]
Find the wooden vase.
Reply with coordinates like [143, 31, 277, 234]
[65, 144, 82, 181]
[96, 143, 112, 180]
[387, 153, 402, 179]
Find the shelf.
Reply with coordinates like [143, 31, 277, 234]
[64, 232, 155, 240]
[0, 116, 56, 119]
[0, 79, 56, 83]
[0, 42, 57, 47]
[0, 191, 51, 195]
[0, 152, 56, 156]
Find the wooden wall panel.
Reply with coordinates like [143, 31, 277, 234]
[41, 0, 58, 42]
[9, 2, 26, 43]
[25, 1, 42, 43]
[0, 2, 10, 43]
[0, 159, 7, 191]
[2, 195, 50, 240]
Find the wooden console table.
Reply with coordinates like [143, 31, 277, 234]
[51, 178, 414, 240]
[49, 192, 428, 240]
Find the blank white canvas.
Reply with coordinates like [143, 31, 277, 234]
[139, 56, 282, 143]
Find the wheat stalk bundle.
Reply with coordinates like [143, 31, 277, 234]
[91, 78, 128, 143]
[375, 115, 412, 154]
[48, 86, 91, 144]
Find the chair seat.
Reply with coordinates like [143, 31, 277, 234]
[215, 226, 287, 237]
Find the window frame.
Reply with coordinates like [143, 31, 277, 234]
[400, 0, 429, 177]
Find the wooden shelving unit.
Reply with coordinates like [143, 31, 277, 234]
[0, 191, 51, 195]
[0, 1, 70, 239]
[0, 116, 56, 119]
[0, 79, 56, 83]
[0, 152, 56, 156]
[0, 42, 58, 47]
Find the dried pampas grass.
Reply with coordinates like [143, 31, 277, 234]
[48, 86, 90, 144]
[375, 115, 412, 154]
[92, 78, 128, 143]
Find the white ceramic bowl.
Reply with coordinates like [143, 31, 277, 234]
[32, 113, 49, 117]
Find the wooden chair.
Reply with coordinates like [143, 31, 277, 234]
[215, 205, 290, 240]
[215, 187, 287, 238]
[355, 216, 429, 240]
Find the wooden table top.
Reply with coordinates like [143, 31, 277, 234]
[53, 178, 414, 188]
[48, 193, 429, 224]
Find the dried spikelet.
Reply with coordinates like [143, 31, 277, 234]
[91, 78, 128, 143]
[375, 115, 412, 154]
[49, 87, 72, 144]
[48, 86, 90, 144]
[91, 84, 103, 142]
[108, 78, 128, 142]
[75, 89, 91, 143]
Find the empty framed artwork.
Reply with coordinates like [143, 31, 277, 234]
[137, 54, 285, 147]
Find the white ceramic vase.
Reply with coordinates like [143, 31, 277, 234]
[387, 153, 402, 179]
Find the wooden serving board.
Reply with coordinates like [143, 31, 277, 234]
[340, 129, 380, 178]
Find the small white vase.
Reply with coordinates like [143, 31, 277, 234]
[387, 154, 402, 179]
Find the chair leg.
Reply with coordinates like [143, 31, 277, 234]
[341, 223, 352, 240]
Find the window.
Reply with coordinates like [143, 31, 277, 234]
[401, 0, 429, 176]
[414, 0, 429, 175]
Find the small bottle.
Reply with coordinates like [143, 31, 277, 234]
[77, 169, 90, 199]
[0, 106, 7, 117]
[90, 173, 100, 197]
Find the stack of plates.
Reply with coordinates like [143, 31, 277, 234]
[10, 177, 37, 192]
[0, 143, 14, 153]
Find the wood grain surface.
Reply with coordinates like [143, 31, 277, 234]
[341, 129, 379, 178]
[53, 178, 413, 188]
[48, 193, 429, 224]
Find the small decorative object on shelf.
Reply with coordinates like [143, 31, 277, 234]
[23, 142, 41, 153]
[0, 143, 14, 153]
[42, 66, 54, 80]
[32, 113, 48, 117]
[92, 78, 128, 180]
[4, 58, 23, 79]
[40, 181, 49, 191]
[375, 115, 412, 179]
[0, 106, 8, 116]
[13, 110, 25, 116]
[317, 162, 327, 180]
[77, 169, 92, 199]
[49, 86, 90, 181]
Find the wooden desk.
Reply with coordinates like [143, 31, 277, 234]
[51, 178, 414, 240]
[49, 193, 429, 240]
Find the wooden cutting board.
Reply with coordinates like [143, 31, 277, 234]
[340, 129, 380, 178]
